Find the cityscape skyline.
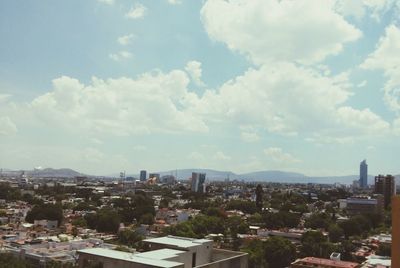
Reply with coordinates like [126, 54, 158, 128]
[1, 1, 400, 176]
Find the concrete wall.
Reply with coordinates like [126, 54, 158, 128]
[146, 241, 212, 268]
[78, 252, 184, 268]
[191, 241, 213, 266]
[195, 250, 247, 268]
[165, 251, 192, 268]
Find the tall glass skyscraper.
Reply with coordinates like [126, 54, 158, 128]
[191, 172, 206, 193]
[359, 160, 368, 188]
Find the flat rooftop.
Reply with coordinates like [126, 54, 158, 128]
[78, 248, 185, 268]
[143, 236, 212, 248]
[295, 257, 359, 268]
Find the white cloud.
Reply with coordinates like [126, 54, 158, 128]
[125, 3, 147, 19]
[305, 135, 355, 145]
[201, 0, 362, 65]
[168, 0, 182, 5]
[240, 131, 260, 143]
[357, 80, 367, 87]
[83, 147, 105, 163]
[133, 145, 147, 151]
[213, 151, 231, 161]
[97, 0, 115, 5]
[90, 138, 103, 145]
[188, 151, 204, 160]
[0, 117, 17, 136]
[393, 117, 400, 135]
[336, 106, 390, 133]
[187, 62, 390, 141]
[117, 34, 135, 46]
[185, 60, 205, 87]
[0, 94, 11, 103]
[264, 147, 300, 163]
[109, 50, 133, 61]
[240, 125, 260, 143]
[26, 69, 207, 136]
[362, 25, 400, 112]
[367, 145, 376, 151]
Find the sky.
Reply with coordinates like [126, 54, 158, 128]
[1, 0, 400, 177]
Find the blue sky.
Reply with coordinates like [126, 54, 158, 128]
[1, 0, 400, 177]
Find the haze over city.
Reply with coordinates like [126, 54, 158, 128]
[1, 0, 400, 177]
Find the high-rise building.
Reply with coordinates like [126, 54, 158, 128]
[191, 172, 206, 193]
[392, 195, 400, 268]
[359, 160, 368, 188]
[140, 170, 147, 182]
[374, 174, 396, 209]
[161, 175, 176, 184]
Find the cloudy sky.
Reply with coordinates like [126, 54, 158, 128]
[1, 0, 400, 176]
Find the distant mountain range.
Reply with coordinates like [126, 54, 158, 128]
[0, 168, 83, 178]
[1, 167, 398, 185]
[155, 169, 379, 185]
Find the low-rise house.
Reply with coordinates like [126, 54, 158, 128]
[34, 220, 58, 229]
[360, 255, 391, 268]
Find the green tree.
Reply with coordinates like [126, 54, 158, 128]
[159, 198, 170, 209]
[163, 221, 196, 238]
[226, 215, 249, 235]
[226, 200, 257, 214]
[72, 217, 87, 227]
[84, 213, 98, 230]
[192, 215, 225, 236]
[0, 209, 6, 217]
[118, 229, 144, 247]
[339, 215, 371, 239]
[25, 204, 63, 226]
[205, 207, 226, 218]
[264, 237, 296, 268]
[262, 211, 300, 229]
[73, 202, 97, 212]
[243, 240, 268, 268]
[96, 208, 121, 233]
[139, 213, 155, 225]
[363, 212, 382, 229]
[304, 212, 332, 230]
[300, 231, 328, 257]
[248, 213, 263, 226]
[84, 208, 121, 233]
[340, 240, 357, 261]
[328, 224, 344, 243]
[0, 183, 21, 201]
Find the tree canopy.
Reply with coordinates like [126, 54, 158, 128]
[25, 204, 63, 226]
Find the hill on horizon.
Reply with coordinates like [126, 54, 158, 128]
[1, 167, 398, 185]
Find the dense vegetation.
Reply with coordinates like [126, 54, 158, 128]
[25, 203, 63, 226]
